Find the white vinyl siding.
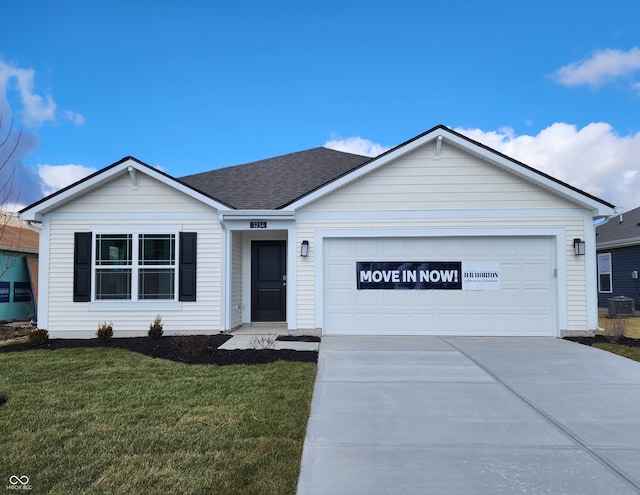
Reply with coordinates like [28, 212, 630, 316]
[304, 142, 577, 212]
[43, 173, 223, 338]
[55, 173, 205, 214]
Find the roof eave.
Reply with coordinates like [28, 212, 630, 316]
[597, 237, 640, 250]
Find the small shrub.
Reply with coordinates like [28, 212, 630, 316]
[604, 316, 627, 341]
[249, 333, 277, 350]
[97, 321, 114, 341]
[174, 336, 208, 359]
[149, 315, 163, 339]
[28, 328, 48, 346]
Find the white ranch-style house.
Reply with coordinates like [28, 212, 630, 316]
[20, 125, 615, 338]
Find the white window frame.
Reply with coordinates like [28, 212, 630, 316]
[90, 226, 181, 308]
[597, 252, 613, 293]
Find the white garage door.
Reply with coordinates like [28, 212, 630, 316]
[323, 237, 557, 336]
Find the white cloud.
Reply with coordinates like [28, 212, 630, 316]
[324, 135, 391, 157]
[0, 61, 56, 126]
[455, 123, 640, 210]
[553, 47, 640, 89]
[63, 109, 86, 126]
[37, 164, 96, 196]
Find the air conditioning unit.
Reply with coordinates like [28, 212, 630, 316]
[608, 296, 635, 317]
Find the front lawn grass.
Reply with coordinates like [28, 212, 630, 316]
[0, 347, 316, 494]
[592, 343, 640, 363]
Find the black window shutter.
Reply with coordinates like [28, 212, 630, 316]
[179, 232, 197, 301]
[74, 232, 92, 302]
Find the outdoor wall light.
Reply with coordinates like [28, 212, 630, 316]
[301, 240, 309, 257]
[573, 238, 586, 256]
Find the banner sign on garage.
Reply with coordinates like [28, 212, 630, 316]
[356, 261, 500, 290]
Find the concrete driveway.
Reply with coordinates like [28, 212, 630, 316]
[297, 336, 640, 495]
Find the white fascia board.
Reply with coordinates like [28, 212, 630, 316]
[286, 127, 615, 218]
[19, 158, 231, 221]
[219, 210, 296, 220]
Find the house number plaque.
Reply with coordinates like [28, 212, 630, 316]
[250, 221, 267, 229]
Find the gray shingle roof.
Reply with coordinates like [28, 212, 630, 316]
[596, 206, 640, 246]
[179, 147, 371, 209]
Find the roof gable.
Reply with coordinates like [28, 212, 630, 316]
[20, 157, 232, 220]
[179, 147, 371, 209]
[287, 125, 615, 216]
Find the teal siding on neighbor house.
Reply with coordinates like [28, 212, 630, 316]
[0, 253, 36, 321]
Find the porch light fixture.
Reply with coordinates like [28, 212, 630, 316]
[573, 238, 585, 256]
[301, 240, 309, 257]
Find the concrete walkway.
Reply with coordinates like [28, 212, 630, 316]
[217, 334, 319, 351]
[218, 323, 320, 351]
[297, 336, 640, 494]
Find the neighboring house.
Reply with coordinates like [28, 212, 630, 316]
[19, 125, 614, 338]
[595, 206, 640, 310]
[0, 212, 39, 321]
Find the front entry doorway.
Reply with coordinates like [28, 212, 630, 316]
[251, 240, 286, 322]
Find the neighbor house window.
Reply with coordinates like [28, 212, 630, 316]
[597, 253, 612, 293]
[94, 233, 176, 301]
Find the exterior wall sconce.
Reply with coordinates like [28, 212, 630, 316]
[301, 240, 309, 257]
[573, 238, 586, 256]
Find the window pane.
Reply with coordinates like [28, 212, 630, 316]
[140, 234, 175, 265]
[96, 235, 132, 266]
[96, 269, 132, 299]
[597, 254, 611, 273]
[139, 268, 175, 299]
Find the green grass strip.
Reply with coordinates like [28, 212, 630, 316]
[593, 342, 640, 363]
[1, 347, 316, 494]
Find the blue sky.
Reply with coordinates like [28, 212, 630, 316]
[1, 0, 639, 211]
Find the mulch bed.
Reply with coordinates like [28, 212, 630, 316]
[564, 335, 640, 347]
[0, 334, 318, 365]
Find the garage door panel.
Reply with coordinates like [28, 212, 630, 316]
[437, 239, 465, 257]
[523, 263, 551, 282]
[437, 291, 464, 307]
[382, 239, 411, 257]
[410, 312, 437, 329]
[327, 263, 352, 283]
[467, 313, 496, 332]
[524, 314, 552, 333]
[383, 313, 411, 329]
[495, 242, 519, 257]
[524, 238, 551, 256]
[524, 288, 551, 308]
[466, 291, 495, 308]
[324, 236, 556, 336]
[500, 263, 521, 283]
